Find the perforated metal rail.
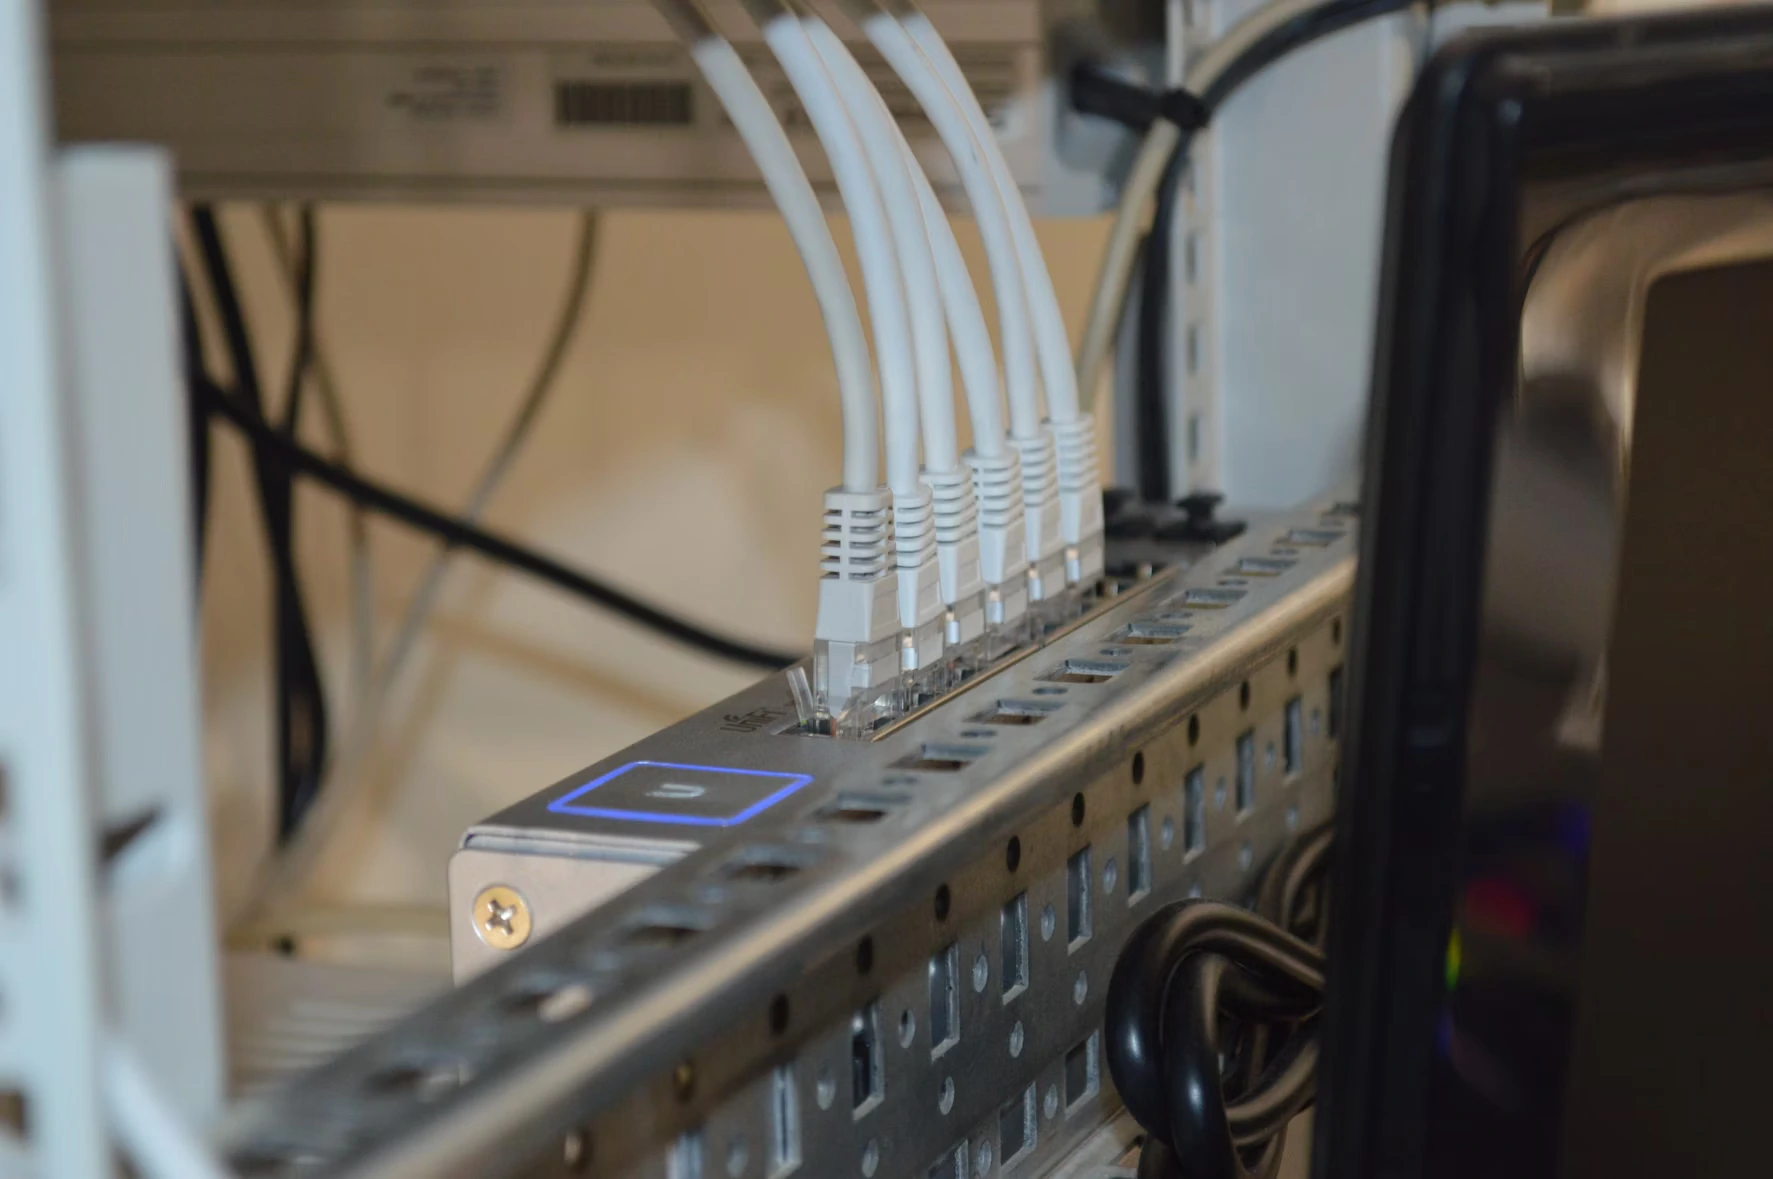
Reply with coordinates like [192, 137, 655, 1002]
[221, 497, 1358, 1179]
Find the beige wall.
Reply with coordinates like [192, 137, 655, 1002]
[198, 205, 1111, 934]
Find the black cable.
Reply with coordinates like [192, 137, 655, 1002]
[1108, 0, 1417, 501]
[1137, 160, 1187, 503]
[188, 205, 332, 844]
[180, 275, 212, 576]
[1106, 824, 1334, 1179]
[196, 381, 802, 670]
[281, 205, 318, 434]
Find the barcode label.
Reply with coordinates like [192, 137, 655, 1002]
[554, 81, 694, 127]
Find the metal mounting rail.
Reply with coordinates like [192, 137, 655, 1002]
[221, 496, 1358, 1179]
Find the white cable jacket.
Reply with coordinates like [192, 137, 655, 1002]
[763, 13, 921, 495]
[910, 153, 1007, 458]
[105, 1041, 236, 1179]
[1075, 118, 1180, 407]
[804, 16, 958, 474]
[858, 9, 1042, 445]
[1074, 0, 1330, 408]
[904, 11, 1082, 425]
[684, 33, 882, 492]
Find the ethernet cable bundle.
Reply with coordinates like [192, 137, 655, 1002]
[653, 0, 1105, 737]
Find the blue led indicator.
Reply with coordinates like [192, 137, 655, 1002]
[546, 760, 814, 827]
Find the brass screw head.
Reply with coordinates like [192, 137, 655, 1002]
[472, 884, 532, 950]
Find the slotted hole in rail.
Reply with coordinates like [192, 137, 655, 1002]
[1042, 659, 1128, 685]
[723, 847, 811, 883]
[1118, 621, 1190, 645]
[502, 975, 595, 1023]
[893, 743, 989, 772]
[973, 699, 1060, 726]
[817, 793, 906, 824]
[364, 1056, 470, 1102]
[621, 907, 711, 949]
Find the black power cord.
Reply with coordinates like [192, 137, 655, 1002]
[1075, 0, 1417, 503]
[189, 204, 333, 845]
[196, 381, 801, 670]
[1106, 824, 1333, 1179]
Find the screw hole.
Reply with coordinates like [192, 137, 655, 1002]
[1332, 617, 1343, 646]
[769, 994, 790, 1036]
[1188, 715, 1200, 746]
[1006, 836, 1022, 873]
[934, 884, 952, 922]
[1132, 751, 1146, 785]
[1238, 681, 1251, 710]
[856, 936, 875, 975]
[1287, 647, 1299, 677]
[1071, 793, 1086, 827]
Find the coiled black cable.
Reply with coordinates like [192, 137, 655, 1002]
[1106, 825, 1333, 1179]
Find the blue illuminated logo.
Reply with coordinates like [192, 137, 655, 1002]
[546, 760, 814, 827]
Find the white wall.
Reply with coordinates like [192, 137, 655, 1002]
[196, 205, 1112, 944]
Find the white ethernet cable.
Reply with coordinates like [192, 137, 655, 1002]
[832, 5, 1041, 433]
[912, 169, 1030, 657]
[843, 0, 1067, 626]
[900, 4, 1106, 598]
[739, 0, 924, 729]
[807, 16, 1024, 672]
[799, 13, 952, 694]
[653, 0, 898, 729]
